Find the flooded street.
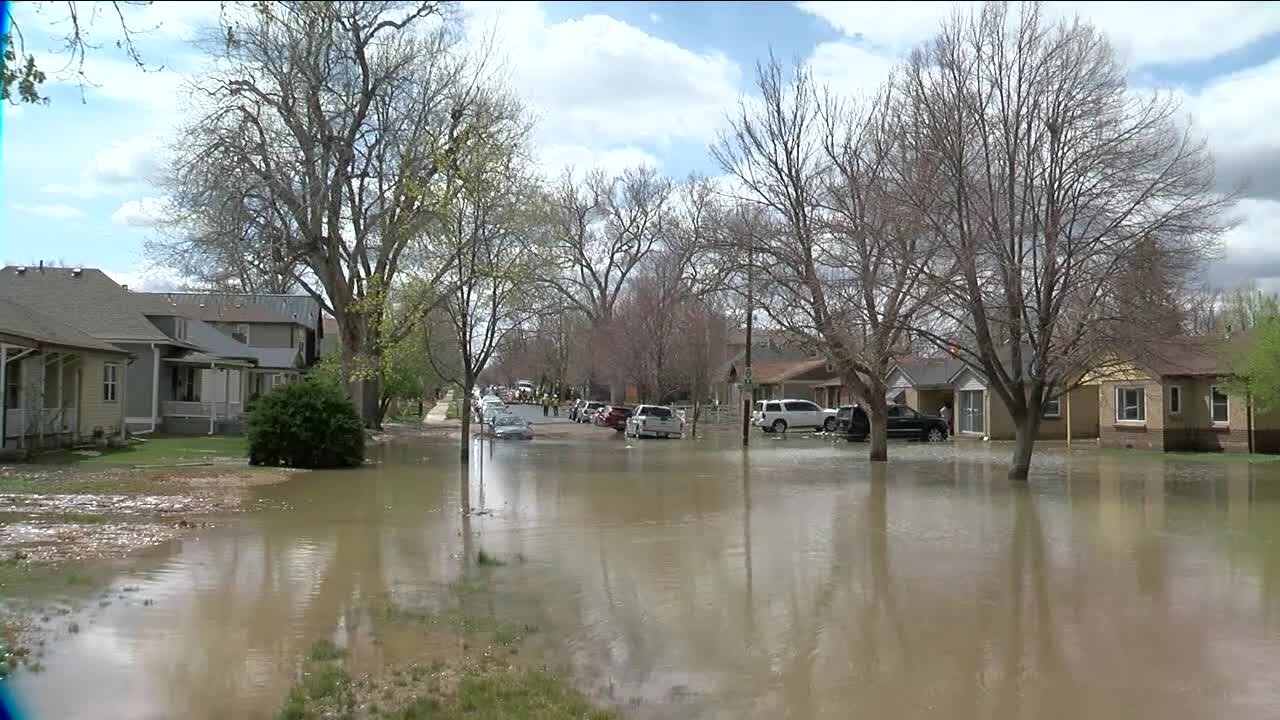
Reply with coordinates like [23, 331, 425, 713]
[8, 428, 1280, 719]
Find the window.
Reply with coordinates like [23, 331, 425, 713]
[102, 363, 119, 402]
[174, 318, 188, 341]
[293, 327, 306, 349]
[785, 401, 818, 412]
[1115, 387, 1145, 422]
[646, 407, 672, 418]
[765, 402, 782, 413]
[270, 373, 288, 388]
[888, 405, 917, 419]
[5, 361, 21, 408]
[232, 324, 250, 343]
[1168, 385, 1182, 416]
[173, 367, 201, 402]
[1211, 386, 1229, 424]
[892, 390, 907, 405]
[1042, 397, 1061, 418]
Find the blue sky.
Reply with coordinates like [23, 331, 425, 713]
[4, 1, 1280, 290]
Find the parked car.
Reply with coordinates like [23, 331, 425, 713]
[478, 398, 506, 424]
[886, 404, 949, 442]
[625, 405, 684, 438]
[597, 405, 633, 431]
[834, 404, 870, 440]
[578, 401, 606, 424]
[488, 414, 533, 440]
[752, 399, 838, 433]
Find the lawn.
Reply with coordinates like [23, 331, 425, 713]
[31, 434, 248, 467]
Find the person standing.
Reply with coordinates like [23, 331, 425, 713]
[939, 402, 952, 436]
[542, 395, 549, 417]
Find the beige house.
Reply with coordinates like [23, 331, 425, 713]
[949, 365, 1100, 441]
[1, 298, 130, 451]
[1094, 337, 1280, 453]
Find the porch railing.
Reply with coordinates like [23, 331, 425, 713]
[3, 408, 78, 438]
[161, 401, 243, 419]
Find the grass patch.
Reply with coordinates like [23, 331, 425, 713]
[31, 434, 248, 467]
[308, 638, 346, 661]
[446, 400, 460, 420]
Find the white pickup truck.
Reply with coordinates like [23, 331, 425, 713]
[625, 405, 685, 438]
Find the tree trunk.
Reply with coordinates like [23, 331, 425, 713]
[867, 395, 888, 463]
[1009, 411, 1040, 481]
[691, 396, 701, 437]
[460, 386, 473, 463]
[361, 374, 383, 430]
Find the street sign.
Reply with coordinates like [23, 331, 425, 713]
[743, 367, 753, 386]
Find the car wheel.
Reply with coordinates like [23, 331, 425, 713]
[926, 427, 946, 443]
[770, 419, 787, 434]
[822, 417, 835, 432]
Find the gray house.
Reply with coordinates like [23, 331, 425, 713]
[0, 266, 313, 435]
[144, 291, 322, 366]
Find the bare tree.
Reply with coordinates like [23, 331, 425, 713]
[896, 1, 1230, 478]
[167, 1, 519, 427]
[714, 58, 942, 461]
[541, 167, 674, 401]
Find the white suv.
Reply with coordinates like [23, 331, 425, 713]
[753, 399, 838, 433]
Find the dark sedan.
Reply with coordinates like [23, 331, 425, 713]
[839, 404, 948, 442]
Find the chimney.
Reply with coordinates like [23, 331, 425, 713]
[122, 284, 129, 291]
[38, 260, 43, 272]
[71, 268, 83, 277]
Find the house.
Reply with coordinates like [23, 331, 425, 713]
[145, 291, 322, 366]
[1, 298, 130, 450]
[1094, 336, 1280, 453]
[0, 266, 315, 436]
[886, 357, 965, 417]
[717, 333, 830, 408]
[947, 363, 1100, 441]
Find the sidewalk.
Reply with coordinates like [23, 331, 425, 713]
[423, 391, 457, 427]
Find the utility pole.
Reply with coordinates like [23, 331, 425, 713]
[741, 241, 754, 448]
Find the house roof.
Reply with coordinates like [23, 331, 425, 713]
[149, 292, 320, 329]
[892, 356, 965, 388]
[753, 358, 828, 384]
[0, 266, 174, 343]
[1132, 336, 1231, 377]
[180, 316, 302, 369]
[0, 298, 129, 354]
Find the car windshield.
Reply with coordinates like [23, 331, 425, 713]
[754, 401, 764, 412]
[494, 416, 523, 427]
[586, 402, 603, 409]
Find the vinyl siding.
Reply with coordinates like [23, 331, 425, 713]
[119, 342, 156, 419]
[80, 352, 125, 439]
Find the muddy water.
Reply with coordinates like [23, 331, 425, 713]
[8, 431, 1280, 719]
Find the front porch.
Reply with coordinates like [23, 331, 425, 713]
[2, 348, 94, 450]
[136, 360, 296, 435]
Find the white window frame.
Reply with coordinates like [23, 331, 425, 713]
[103, 363, 119, 402]
[1210, 385, 1229, 425]
[1115, 386, 1145, 423]
[1042, 397, 1061, 418]
[174, 317, 188, 341]
[1168, 385, 1182, 416]
[233, 323, 251, 343]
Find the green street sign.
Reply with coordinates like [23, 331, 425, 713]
[743, 367, 753, 386]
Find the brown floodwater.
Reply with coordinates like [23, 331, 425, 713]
[7, 427, 1280, 719]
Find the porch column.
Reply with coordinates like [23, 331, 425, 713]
[151, 344, 160, 432]
[209, 363, 216, 435]
[118, 355, 127, 441]
[37, 354, 46, 446]
[56, 354, 64, 432]
[223, 368, 230, 421]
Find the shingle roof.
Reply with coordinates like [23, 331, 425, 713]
[753, 358, 828, 384]
[0, 266, 172, 342]
[180, 316, 301, 369]
[893, 356, 965, 388]
[150, 292, 320, 329]
[0, 298, 128, 354]
[1133, 336, 1230, 377]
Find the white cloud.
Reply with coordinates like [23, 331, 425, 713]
[537, 144, 662, 177]
[12, 203, 85, 221]
[103, 266, 184, 292]
[797, 1, 1280, 67]
[806, 41, 897, 98]
[84, 136, 165, 186]
[465, 2, 741, 153]
[110, 197, 166, 227]
[649, 12, 662, 24]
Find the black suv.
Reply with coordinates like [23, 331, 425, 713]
[837, 404, 949, 442]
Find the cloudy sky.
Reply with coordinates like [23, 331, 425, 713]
[3, 1, 1279, 290]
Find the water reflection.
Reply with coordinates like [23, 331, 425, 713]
[10, 436, 1280, 718]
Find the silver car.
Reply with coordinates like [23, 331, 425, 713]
[489, 414, 533, 440]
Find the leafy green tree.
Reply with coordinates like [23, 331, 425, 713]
[247, 379, 365, 468]
[1231, 315, 1280, 412]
